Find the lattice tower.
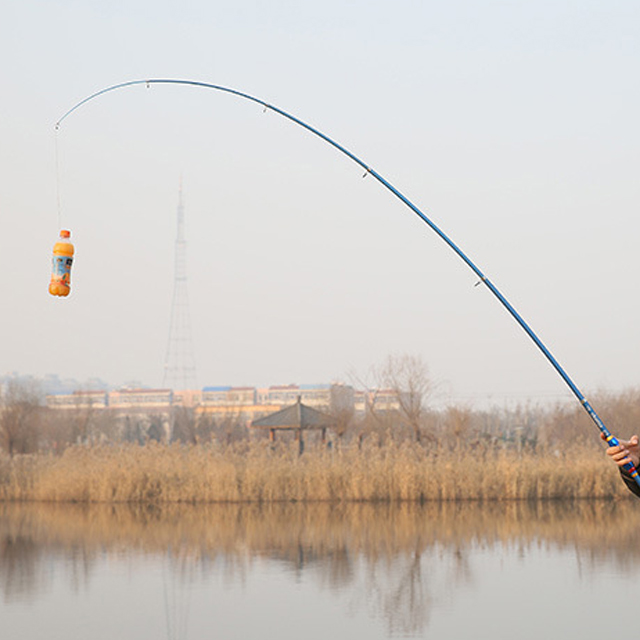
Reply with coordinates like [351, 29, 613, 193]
[162, 184, 197, 390]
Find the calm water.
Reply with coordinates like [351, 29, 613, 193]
[2, 500, 640, 639]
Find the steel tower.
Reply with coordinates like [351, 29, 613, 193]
[162, 184, 197, 390]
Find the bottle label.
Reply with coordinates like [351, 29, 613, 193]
[52, 256, 73, 284]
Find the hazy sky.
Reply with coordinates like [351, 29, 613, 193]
[2, 1, 639, 408]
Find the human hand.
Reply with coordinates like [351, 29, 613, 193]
[602, 434, 640, 469]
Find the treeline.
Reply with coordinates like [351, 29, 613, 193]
[2, 378, 640, 457]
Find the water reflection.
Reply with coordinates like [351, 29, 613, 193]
[2, 500, 640, 638]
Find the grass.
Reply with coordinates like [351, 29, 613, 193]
[0, 440, 630, 503]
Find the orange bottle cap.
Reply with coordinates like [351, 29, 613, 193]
[60, 229, 71, 238]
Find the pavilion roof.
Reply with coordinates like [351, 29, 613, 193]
[250, 397, 333, 430]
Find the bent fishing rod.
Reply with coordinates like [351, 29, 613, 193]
[56, 78, 640, 486]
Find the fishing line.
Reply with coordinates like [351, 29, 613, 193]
[54, 124, 63, 230]
[55, 78, 640, 487]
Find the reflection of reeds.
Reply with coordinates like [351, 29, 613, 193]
[0, 441, 630, 503]
[2, 500, 640, 562]
[5, 500, 640, 638]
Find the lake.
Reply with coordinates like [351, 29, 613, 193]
[2, 500, 640, 639]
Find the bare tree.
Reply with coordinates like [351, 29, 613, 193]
[210, 410, 248, 445]
[65, 396, 101, 445]
[170, 406, 198, 444]
[348, 365, 400, 447]
[441, 405, 475, 450]
[329, 386, 356, 447]
[0, 380, 43, 456]
[376, 354, 435, 444]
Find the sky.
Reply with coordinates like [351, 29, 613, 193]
[1, 0, 639, 408]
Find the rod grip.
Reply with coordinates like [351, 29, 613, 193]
[605, 434, 640, 487]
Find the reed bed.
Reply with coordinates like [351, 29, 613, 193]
[0, 440, 629, 503]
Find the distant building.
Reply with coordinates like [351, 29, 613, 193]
[353, 388, 403, 415]
[201, 386, 257, 406]
[45, 381, 385, 426]
[171, 388, 201, 408]
[198, 386, 274, 422]
[108, 388, 174, 410]
[256, 383, 354, 412]
[46, 390, 109, 410]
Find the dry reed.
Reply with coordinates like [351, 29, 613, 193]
[0, 440, 630, 504]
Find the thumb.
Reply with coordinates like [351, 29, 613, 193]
[630, 435, 639, 447]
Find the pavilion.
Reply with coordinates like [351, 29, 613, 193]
[250, 396, 334, 453]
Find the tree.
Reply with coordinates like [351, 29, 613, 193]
[441, 405, 475, 450]
[0, 380, 43, 456]
[329, 384, 356, 446]
[376, 354, 435, 444]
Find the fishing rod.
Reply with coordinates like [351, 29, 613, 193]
[56, 78, 640, 487]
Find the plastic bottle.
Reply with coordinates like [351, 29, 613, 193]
[49, 229, 75, 297]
